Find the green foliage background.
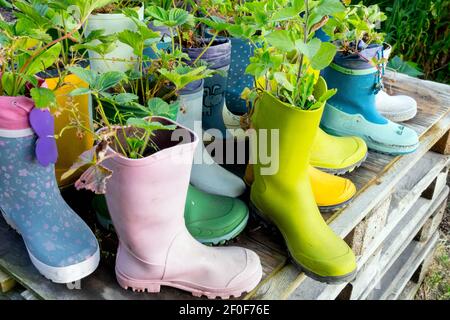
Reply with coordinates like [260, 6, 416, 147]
[363, 0, 449, 84]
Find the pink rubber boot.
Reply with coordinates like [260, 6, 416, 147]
[102, 117, 262, 299]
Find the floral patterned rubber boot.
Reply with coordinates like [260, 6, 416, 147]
[0, 96, 100, 283]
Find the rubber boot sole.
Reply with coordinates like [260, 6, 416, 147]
[314, 151, 368, 176]
[115, 264, 262, 300]
[195, 213, 249, 246]
[244, 179, 354, 213]
[248, 202, 357, 284]
[322, 125, 418, 156]
[0, 208, 100, 284]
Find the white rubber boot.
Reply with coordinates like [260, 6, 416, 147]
[376, 44, 417, 122]
[177, 81, 246, 198]
[376, 90, 417, 122]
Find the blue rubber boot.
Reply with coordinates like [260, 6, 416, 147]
[186, 38, 231, 138]
[225, 38, 254, 115]
[320, 45, 419, 155]
[143, 23, 172, 60]
[0, 129, 99, 283]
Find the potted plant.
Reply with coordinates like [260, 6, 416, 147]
[197, 0, 266, 120]
[0, 0, 106, 284]
[10, 0, 105, 187]
[320, 2, 419, 155]
[243, 0, 357, 283]
[143, 3, 248, 198]
[64, 62, 262, 297]
[84, 0, 146, 72]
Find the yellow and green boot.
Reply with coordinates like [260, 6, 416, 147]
[245, 164, 356, 212]
[311, 129, 367, 175]
[309, 68, 368, 175]
[249, 78, 356, 283]
[92, 185, 249, 245]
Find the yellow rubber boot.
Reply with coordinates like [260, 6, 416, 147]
[311, 129, 367, 175]
[250, 78, 356, 283]
[244, 164, 356, 211]
[308, 69, 367, 175]
[45, 74, 94, 188]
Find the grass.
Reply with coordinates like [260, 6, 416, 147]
[415, 200, 450, 300]
[363, 0, 449, 84]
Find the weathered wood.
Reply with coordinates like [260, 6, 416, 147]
[345, 196, 391, 257]
[422, 165, 449, 200]
[20, 289, 39, 300]
[358, 187, 449, 300]
[0, 269, 16, 293]
[368, 232, 439, 300]
[431, 130, 450, 155]
[288, 151, 449, 300]
[415, 195, 447, 243]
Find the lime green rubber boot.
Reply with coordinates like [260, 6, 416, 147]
[311, 129, 368, 175]
[92, 185, 249, 246]
[250, 78, 356, 283]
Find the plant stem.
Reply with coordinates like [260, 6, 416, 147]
[295, 0, 309, 103]
[192, 33, 218, 66]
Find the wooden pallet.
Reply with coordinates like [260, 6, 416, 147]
[0, 71, 449, 300]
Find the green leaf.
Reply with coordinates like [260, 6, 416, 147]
[126, 118, 176, 132]
[1, 72, 15, 96]
[69, 88, 92, 96]
[295, 38, 321, 59]
[147, 98, 179, 120]
[114, 93, 139, 105]
[117, 30, 143, 56]
[314, 0, 346, 16]
[68, 66, 97, 86]
[274, 72, 294, 92]
[30, 87, 57, 109]
[271, 6, 302, 22]
[94, 71, 126, 91]
[310, 42, 337, 70]
[24, 42, 61, 76]
[265, 30, 295, 52]
[0, 0, 13, 8]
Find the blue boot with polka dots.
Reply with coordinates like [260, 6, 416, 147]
[225, 38, 255, 115]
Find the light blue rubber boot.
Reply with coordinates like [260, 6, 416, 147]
[321, 46, 419, 155]
[0, 133, 100, 283]
[186, 38, 231, 138]
[225, 38, 254, 115]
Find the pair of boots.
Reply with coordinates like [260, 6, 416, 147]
[321, 44, 419, 155]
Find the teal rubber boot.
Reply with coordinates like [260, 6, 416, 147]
[321, 45, 419, 155]
[92, 185, 249, 245]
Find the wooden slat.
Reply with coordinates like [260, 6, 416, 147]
[369, 232, 440, 300]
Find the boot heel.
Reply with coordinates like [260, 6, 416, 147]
[0, 207, 18, 233]
[248, 202, 280, 237]
[116, 270, 162, 293]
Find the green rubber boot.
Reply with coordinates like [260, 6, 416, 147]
[92, 185, 249, 245]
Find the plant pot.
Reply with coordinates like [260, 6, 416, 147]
[100, 117, 262, 297]
[0, 94, 99, 283]
[85, 6, 144, 73]
[321, 46, 419, 155]
[41, 69, 94, 188]
[185, 38, 231, 137]
[225, 37, 255, 115]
